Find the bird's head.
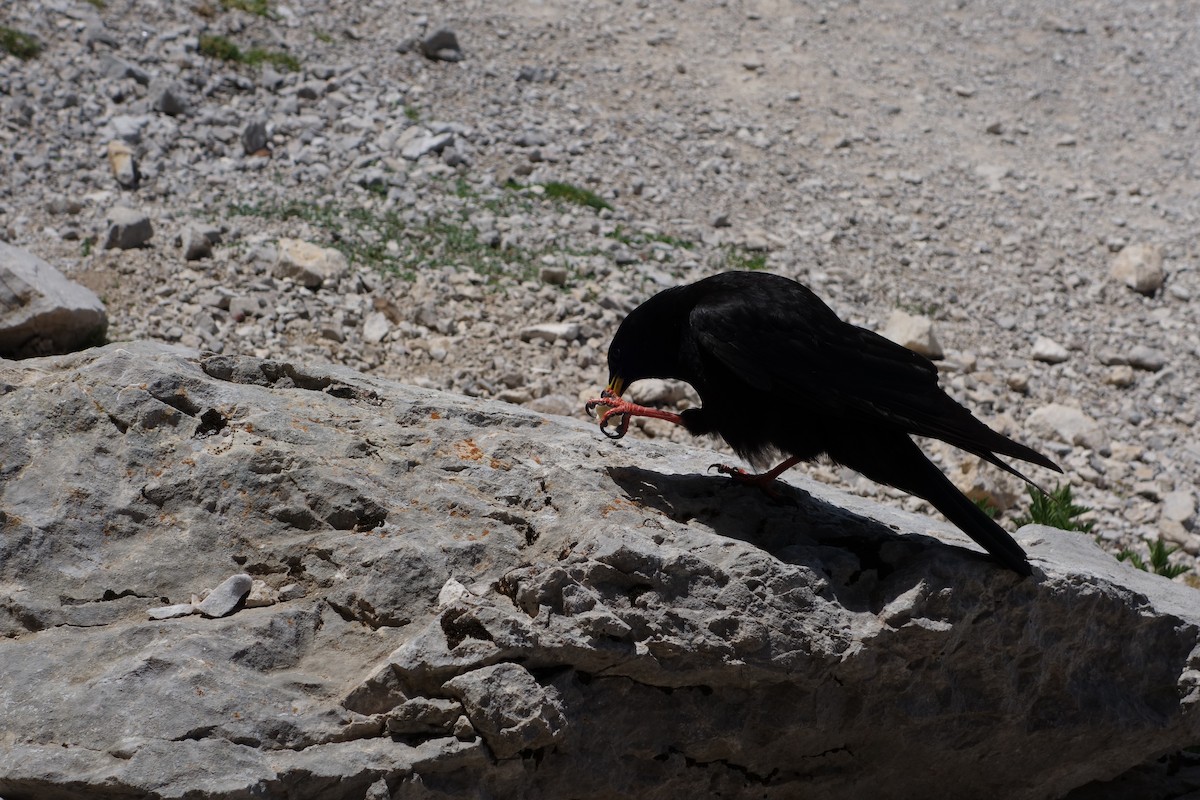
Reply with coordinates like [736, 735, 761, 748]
[603, 284, 691, 399]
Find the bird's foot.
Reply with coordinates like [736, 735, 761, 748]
[585, 388, 683, 440]
[708, 455, 805, 498]
[708, 462, 782, 496]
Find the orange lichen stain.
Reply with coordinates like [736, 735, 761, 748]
[454, 439, 484, 461]
[600, 496, 639, 517]
[430, 411, 441, 420]
[489, 458, 511, 471]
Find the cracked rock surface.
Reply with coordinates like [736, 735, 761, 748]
[0, 342, 1198, 799]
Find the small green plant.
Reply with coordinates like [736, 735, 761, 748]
[81, 236, 95, 258]
[403, 105, 420, 122]
[199, 34, 299, 71]
[229, 198, 542, 282]
[605, 225, 693, 250]
[314, 29, 334, 44]
[541, 181, 612, 211]
[721, 246, 768, 271]
[0, 26, 42, 60]
[243, 46, 300, 71]
[84, 0, 106, 8]
[1012, 484, 1094, 533]
[1117, 538, 1190, 579]
[221, 0, 274, 16]
[199, 34, 242, 61]
[973, 497, 1000, 520]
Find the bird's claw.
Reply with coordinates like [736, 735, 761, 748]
[585, 389, 630, 440]
[709, 462, 782, 497]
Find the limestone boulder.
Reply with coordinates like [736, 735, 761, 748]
[0, 343, 1196, 800]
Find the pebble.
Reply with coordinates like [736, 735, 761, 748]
[1110, 243, 1164, 296]
[103, 207, 153, 250]
[106, 141, 138, 189]
[1126, 345, 1165, 372]
[1027, 403, 1108, 452]
[1104, 365, 1136, 388]
[274, 238, 349, 288]
[882, 310, 943, 359]
[147, 603, 195, 620]
[519, 322, 581, 343]
[194, 573, 254, 618]
[421, 28, 463, 62]
[1031, 336, 1069, 364]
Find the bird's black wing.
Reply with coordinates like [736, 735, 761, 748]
[686, 287, 1060, 478]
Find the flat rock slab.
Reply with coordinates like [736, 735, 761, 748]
[0, 342, 1197, 800]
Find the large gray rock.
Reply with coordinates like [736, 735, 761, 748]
[0, 242, 107, 358]
[0, 343, 1197, 800]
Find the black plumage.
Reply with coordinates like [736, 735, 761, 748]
[586, 271, 1062, 576]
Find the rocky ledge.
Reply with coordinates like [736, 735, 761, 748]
[0, 343, 1196, 799]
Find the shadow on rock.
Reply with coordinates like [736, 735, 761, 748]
[606, 464, 1007, 608]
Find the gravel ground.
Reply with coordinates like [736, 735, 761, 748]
[2, 0, 1198, 576]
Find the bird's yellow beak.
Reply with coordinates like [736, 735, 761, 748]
[606, 376, 625, 397]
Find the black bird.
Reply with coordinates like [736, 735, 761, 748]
[585, 271, 1062, 576]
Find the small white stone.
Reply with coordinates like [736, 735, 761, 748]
[882, 310, 943, 359]
[1031, 336, 1069, 364]
[1110, 243, 1164, 295]
[147, 603, 195, 620]
[194, 574, 253, 618]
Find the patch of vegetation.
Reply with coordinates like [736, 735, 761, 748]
[228, 196, 578, 283]
[605, 225, 694, 250]
[721, 246, 768, 271]
[1012, 483, 1094, 533]
[1117, 538, 1190, 580]
[403, 105, 421, 122]
[81, 236, 95, 258]
[198, 34, 299, 71]
[0, 26, 42, 60]
[84, 0, 106, 8]
[221, 0, 274, 16]
[198, 34, 242, 61]
[898, 301, 941, 318]
[973, 497, 1000, 520]
[314, 30, 334, 44]
[541, 181, 613, 211]
[243, 46, 300, 71]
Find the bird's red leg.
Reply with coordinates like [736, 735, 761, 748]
[585, 388, 683, 439]
[710, 455, 804, 491]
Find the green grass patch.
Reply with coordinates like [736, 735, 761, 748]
[404, 105, 421, 122]
[541, 181, 612, 211]
[605, 225, 693, 250]
[221, 0, 274, 16]
[1012, 483, 1093, 533]
[244, 46, 300, 71]
[1117, 538, 1190, 579]
[973, 497, 1000, 520]
[199, 34, 299, 71]
[0, 26, 42, 60]
[228, 197, 567, 283]
[314, 29, 334, 44]
[721, 246, 768, 271]
[199, 34, 242, 61]
[84, 0, 106, 8]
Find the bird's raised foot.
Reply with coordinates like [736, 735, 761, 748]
[585, 387, 684, 440]
[584, 389, 633, 439]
